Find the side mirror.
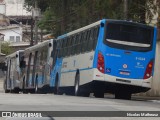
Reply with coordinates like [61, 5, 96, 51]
[20, 60, 26, 68]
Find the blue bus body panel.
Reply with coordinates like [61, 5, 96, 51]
[50, 58, 63, 87]
[103, 48, 153, 79]
[93, 20, 157, 80]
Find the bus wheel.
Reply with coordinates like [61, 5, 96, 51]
[12, 88, 20, 94]
[35, 75, 39, 93]
[74, 73, 90, 97]
[4, 80, 9, 93]
[22, 76, 26, 93]
[54, 74, 60, 95]
[74, 73, 80, 96]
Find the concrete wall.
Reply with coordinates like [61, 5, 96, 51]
[139, 41, 160, 97]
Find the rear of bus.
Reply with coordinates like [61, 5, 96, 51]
[93, 20, 157, 96]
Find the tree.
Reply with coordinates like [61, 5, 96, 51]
[128, 0, 160, 24]
[24, 0, 160, 37]
[24, 0, 49, 12]
[1, 42, 13, 55]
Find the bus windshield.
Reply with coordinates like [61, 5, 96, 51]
[105, 22, 154, 51]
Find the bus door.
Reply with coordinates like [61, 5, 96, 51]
[51, 40, 58, 68]
[5, 59, 11, 89]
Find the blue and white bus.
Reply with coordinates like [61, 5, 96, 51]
[50, 19, 157, 99]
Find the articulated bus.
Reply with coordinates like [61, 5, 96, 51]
[20, 40, 54, 93]
[4, 50, 24, 93]
[50, 19, 157, 99]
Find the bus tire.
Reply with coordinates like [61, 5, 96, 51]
[74, 73, 90, 97]
[22, 76, 26, 93]
[35, 74, 39, 93]
[74, 73, 80, 96]
[4, 80, 9, 93]
[12, 88, 20, 94]
[54, 74, 61, 95]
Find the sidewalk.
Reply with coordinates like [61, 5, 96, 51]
[132, 95, 160, 101]
[104, 93, 160, 101]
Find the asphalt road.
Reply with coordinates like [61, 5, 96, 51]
[0, 77, 160, 120]
[0, 93, 159, 120]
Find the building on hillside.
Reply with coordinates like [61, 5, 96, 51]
[5, 0, 32, 25]
[0, 0, 31, 56]
[0, 25, 22, 42]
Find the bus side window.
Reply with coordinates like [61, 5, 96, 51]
[75, 34, 79, 55]
[66, 37, 70, 57]
[82, 31, 88, 53]
[80, 32, 85, 53]
[71, 35, 76, 55]
[77, 33, 82, 54]
[20, 56, 26, 68]
[68, 36, 72, 56]
[93, 26, 99, 50]
[58, 39, 63, 58]
[65, 38, 69, 57]
[2, 62, 7, 71]
[88, 28, 94, 51]
[86, 30, 91, 52]
[61, 39, 65, 57]
[63, 38, 67, 57]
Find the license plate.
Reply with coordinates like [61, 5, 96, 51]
[120, 71, 130, 75]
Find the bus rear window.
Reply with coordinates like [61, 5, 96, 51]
[105, 22, 154, 51]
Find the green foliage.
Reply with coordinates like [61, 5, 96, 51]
[1, 42, 13, 55]
[24, 0, 160, 36]
[38, 8, 55, 31]
[24, 0, 49, 12]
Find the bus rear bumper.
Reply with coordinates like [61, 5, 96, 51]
[91, 80, 150, 94]
[93, 68, 152, 89]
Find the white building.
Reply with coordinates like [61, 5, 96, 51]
[5, 0, 31, 16]
[0, 25, 22, 43]
[0, 0, 31, 43]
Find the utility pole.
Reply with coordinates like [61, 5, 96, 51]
[123, 0, 128, 20]
[30, 17, 34, 46]
[34, 0, 38, 44]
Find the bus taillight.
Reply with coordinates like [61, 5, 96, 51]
[144, 60, 153, 79]
[97, 52, 105, 73]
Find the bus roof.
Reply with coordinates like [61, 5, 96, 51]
[58, 20, 102, 39]
[6, 50, 24, 59]
[57, 19, 155, 39]
[25, 39, 52, 53]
